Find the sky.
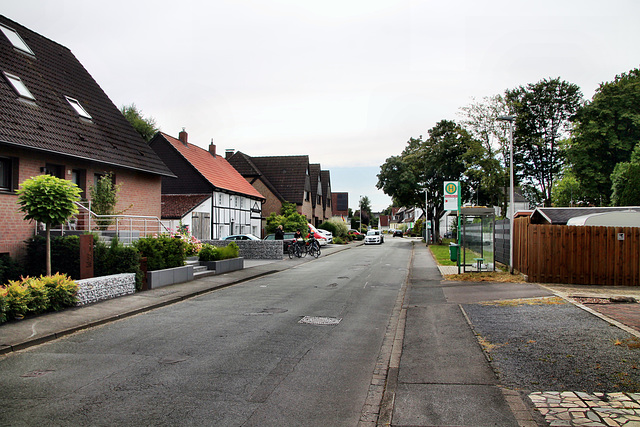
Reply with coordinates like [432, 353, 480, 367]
[3, 0, 639, 211]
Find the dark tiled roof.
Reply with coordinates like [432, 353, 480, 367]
[531, 207, 640, 225]
[228, 152, 310, 204]
[161, 194, 210, 219]
[309, 163, 321, 206]
[158, 133, 265, 200]
[0, 15, 173, 177]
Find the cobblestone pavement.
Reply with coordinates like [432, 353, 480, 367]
[528, 391, 640, 426]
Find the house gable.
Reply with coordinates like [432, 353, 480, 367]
[0, 15, 173, 178]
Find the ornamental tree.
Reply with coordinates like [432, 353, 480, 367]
[16, 174, 81, 276]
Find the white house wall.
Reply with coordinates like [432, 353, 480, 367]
[212, 192, 262, 239]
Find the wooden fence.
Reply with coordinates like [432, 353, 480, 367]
[513, 217, 640, 286]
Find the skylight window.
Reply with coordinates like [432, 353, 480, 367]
[3, 72, 35, 100]
[0, 23, 34, 55]
[65, 97, 92, 119]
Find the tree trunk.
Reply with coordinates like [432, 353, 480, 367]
[46, 223, 51, 276]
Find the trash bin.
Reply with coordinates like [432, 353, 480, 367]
[449, 243, 459, 262]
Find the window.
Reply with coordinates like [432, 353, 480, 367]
[44, 163, 65, 179]
[71, 169, 86, 198]
[0, 23, 34, 55]
[0, 157, 18, 192]
[3, 72, 35, 100]
[66, 97, 92, 119]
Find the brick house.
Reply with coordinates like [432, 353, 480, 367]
[149, 131, 265, 239]
[226, 151, 321, 225]
[0, 16, 174, 258]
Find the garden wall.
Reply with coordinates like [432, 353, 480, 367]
[203, 240, 283, 259]
[75, 273, 136, 306]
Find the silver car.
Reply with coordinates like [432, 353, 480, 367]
[364, 230, 384, 245]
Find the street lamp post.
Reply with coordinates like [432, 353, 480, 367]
[497, 115, 515, 274]
[359, 195, 362, 232]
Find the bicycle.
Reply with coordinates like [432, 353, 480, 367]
[288, 237, 321, 259]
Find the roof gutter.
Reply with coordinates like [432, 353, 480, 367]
[0, 139, 177, 178]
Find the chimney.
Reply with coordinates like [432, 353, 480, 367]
[178, 128, 188, 145]
[209, 139, 216, 157]
[225, 149, 235, 159]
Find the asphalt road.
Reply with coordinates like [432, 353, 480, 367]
[0, 239, 411, 427]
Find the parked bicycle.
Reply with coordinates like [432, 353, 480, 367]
[288, 236, 321, 259]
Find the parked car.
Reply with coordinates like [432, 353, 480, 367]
[317, 228, 333, 243]
[364, 229, 384, 245]
[224, 234, 260, 241]
[264, 232, 296, 252]
[307, 223, 328, 246]
[393, 230, 403, 237]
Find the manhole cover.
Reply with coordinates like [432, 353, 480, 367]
[298, 316, 342, 326]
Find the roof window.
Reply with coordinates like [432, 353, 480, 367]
[0, 23, 34, 55]
[3, 72, 35, 100]
[66, 96, 92, 119]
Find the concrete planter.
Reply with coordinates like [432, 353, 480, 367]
[200, 257, 244, 274]
[147, 265, 194, 289]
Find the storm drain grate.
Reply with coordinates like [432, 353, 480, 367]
[298, 316, 342, 326]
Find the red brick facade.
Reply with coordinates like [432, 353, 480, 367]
[0, 147, 162, 259]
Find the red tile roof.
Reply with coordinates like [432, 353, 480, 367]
[161, 133, 265, 200]
[161, 194, 210, 219]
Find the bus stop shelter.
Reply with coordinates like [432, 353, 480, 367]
[457, 207, 496, 274]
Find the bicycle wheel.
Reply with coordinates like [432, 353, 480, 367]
[288, 242, 296, 259]
[312, 242, 321, 258]
[300, 243, 308, 257]
[310, 244, 320, 258]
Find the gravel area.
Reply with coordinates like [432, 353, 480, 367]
[463, 300, 640, 393]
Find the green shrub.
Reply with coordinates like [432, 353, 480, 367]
[0, 253, 21, 284]
[25, 235, 80, 278]
[4, 280, 30, 318]
[25, 277, 49, 315]
[198, 244, 220, 262]
[199, 242, 239, 262]
[0, 287, 7, 324]
[40, 273, 78, 311]
[332, 236, 345, 245]
[94, 237, 143, 289]
[220, 242, 239, 260]
[134, 235, 186, 271]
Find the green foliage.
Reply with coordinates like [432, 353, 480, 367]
[198, 244, 219, 262]
[89, 173, 123, 230]
[24, 277, 49, 315]
[134, 235, 186, 271]
[39, 273, 78, 311]
[198, 242, 239, 262]
[16, 175, 81, 226]
[0, 274, 78, 321]
[568, 68, 640, 205]
[610, 146, 640, 205]
[505, 77, 583, 206]
[3, 280, 30, 318]
[332, 236, 346, 245]
[121, 103, 159, 142]
[265, 202, 308, 233]
[25, 235, 80, 278]
[0, 253, 21, 284]
[94, 237, 143, 289]
[551, 171, 589, 207]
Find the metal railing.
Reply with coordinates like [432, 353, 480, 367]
[54, 201, 171, 245]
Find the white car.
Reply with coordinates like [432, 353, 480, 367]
[317, 228, 333, 244]
[364, 229, 384, 245]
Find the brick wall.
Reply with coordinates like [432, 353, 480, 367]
[0, 147, 162, 259]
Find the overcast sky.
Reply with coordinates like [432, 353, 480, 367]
[4, 1, 639, 211]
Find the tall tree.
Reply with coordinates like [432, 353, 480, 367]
[17, 175, 81, 276]
[377, 120, 481, 238]
[568, 68, 640, 205]
[610, 143, 640, 206]
[458, 95, 511, 215]
[121, 103, 159, 142]
[505, 77, 583, 206]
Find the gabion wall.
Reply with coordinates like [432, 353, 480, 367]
[203, 240, 283, 260]
[75, 273, 136, 306]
